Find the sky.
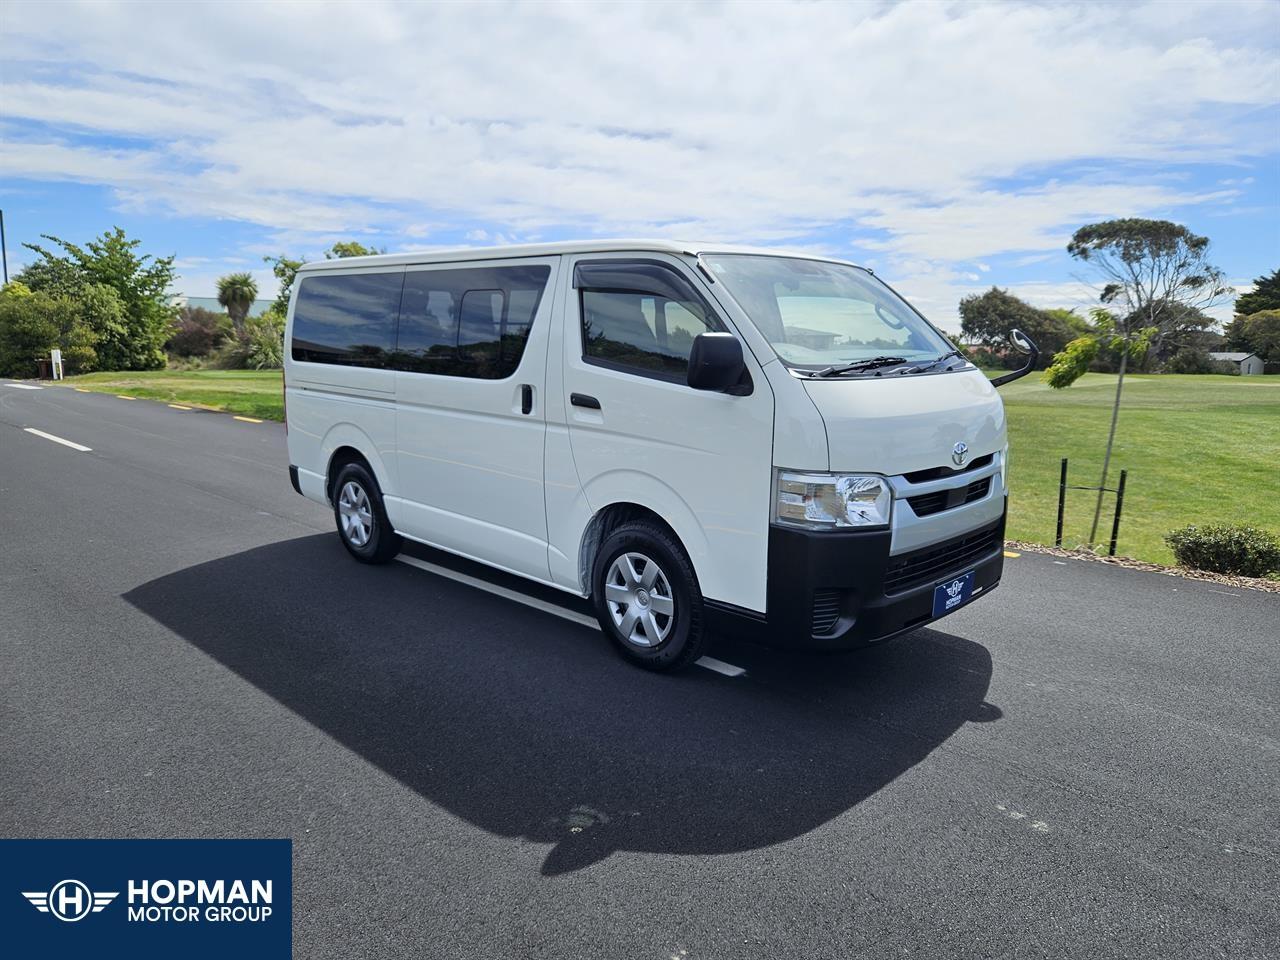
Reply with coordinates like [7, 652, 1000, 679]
[1, 0, 1278, 331]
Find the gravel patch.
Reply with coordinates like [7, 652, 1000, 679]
[1005, 540, 1280, 594]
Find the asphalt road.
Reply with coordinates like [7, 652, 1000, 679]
[2, 380, 1276, 960]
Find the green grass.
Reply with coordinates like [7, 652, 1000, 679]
[59, 369, 284, 421]
[1001, 373, 1280, 565]
[57, 367, 1279, 565]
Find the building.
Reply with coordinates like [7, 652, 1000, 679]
[1208, 351, 1265, 375]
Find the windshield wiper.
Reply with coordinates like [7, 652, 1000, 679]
[904, 349, 965, 374]
[812, 356, 908, 378]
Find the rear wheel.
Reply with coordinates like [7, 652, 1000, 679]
[592, 520, 706, 671]
[332, 462, 401, 564]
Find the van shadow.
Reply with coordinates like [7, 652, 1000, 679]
[124, 535, 999, 875]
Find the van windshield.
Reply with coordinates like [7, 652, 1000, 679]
[701, 255, 952, 372]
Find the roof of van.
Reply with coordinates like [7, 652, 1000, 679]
[296, 239, 861, 272]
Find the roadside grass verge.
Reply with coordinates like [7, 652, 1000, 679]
[58, 369, 283, 421]
[54, 368, 1278, 565]
[1000, 373, 1279, 566]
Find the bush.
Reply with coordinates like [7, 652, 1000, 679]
[0, 282, 99, 376]
[167, 306, 230, 357]
[1164, 524, 1280, 577]
[1164, 347, 1213, 374]
[214, 309, 284, 369]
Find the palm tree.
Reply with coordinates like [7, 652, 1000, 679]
[217, 272, 258, 337]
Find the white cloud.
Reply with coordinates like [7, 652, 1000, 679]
[0, 0, 1275, 301]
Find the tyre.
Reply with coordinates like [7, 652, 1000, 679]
[331, 461, 402, 564]
[591, 520, 706, 672]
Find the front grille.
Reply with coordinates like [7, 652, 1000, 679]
[907, 476, 991, 517]
[883, 522, 1002, 595]
[902, 454, 993, 484]
[811, 590, 842, 636]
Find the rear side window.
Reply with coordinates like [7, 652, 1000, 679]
[395, 264, 551, 378]
[575, 260, 723, 381]
[291, 272, 404, 366]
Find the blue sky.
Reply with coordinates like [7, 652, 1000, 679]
[2, 0, 1277, 330]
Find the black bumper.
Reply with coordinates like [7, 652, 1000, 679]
[706, 504, 1006, 651]
[288, 465, 303, 496]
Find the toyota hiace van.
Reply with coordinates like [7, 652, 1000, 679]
[284, 241, 1036, 670]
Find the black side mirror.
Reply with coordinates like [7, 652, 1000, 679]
[989, 328, 1040, 387]
[687, 332, 748, 393]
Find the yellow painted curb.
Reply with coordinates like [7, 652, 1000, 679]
[75, 388, 90, 393]
[168, 404, 192, 411]
[116, 395, 137, 400]
[233, 415, 264, 423]
[1004, 550, 1021, 558]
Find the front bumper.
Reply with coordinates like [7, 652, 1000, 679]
[706, 502, 1006, 651]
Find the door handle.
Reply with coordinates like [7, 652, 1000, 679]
[570, 393, 601, 410]
[521, 384, 533, 415]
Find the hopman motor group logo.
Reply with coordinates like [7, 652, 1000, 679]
[23, 880, 118, 921]
[21, 877, 274, 924]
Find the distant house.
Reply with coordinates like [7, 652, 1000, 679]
[171, 295, 274, 318]
[1208, 351, 1265, 375]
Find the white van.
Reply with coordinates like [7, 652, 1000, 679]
[284, 241, 1036, 671]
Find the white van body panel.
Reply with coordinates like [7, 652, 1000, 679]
[389, 256, 561, 582]
[555, 252, 776, 611]
[285, 264, 404, 508]
[803, 369, 1005, 476]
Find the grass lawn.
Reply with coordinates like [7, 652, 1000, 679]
[57, 367, 1278, 565]
[1001, 373, 1279, 565]
[59, 369, 284, 421]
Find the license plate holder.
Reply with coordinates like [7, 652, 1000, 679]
[932, 570, 976, 618]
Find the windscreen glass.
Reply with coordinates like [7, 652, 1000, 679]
[702, 255, 951, 369]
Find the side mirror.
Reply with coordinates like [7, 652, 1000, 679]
[687, 332, 748, 393]
[989, 328, 1040, 387]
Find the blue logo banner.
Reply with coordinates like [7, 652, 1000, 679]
[0, 839, 292, 960]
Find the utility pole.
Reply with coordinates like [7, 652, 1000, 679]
[0, 209, 8, 285]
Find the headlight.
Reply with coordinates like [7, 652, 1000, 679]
[775, 471, 892, 529]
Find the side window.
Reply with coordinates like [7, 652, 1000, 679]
[395, 264, 550, 378]
[291, 272, 404, 366]
[576, 260, 723, 381]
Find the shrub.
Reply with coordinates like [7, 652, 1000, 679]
[0, 282, 99, 376]
[167, 306, 230, 357]
[215, 309, 285, 369]
[1164, 524, 1280, 578]
[1164, 347, 1213, 374]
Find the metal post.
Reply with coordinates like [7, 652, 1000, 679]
[1055, 458, 1068, 547]
[1108, 470, 1127, 557]
[0, 209, 8, 285]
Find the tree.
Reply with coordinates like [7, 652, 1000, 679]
[1051, 219, 1229, 546]
[263, 241, 383, 315]
[958, 288, 1082, 367]
[263, 255, 304, 316]
[0, 281, 103, 377]
[1232, 268, 1280, 318]
[217, 272, 258, 336]
[17, 227, 176, 370]
[1227, 309, 1280, 361]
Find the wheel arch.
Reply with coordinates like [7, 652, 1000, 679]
[578, 501, 697, 599]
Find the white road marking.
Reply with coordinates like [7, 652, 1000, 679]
[694, 656, 747, 677]
[1053, 560, 1068, 565]
[23, 427, 92, 452]
[395, 553, 746, 677]
[396, 554, 599, 628]
[4, 383, 43, 390]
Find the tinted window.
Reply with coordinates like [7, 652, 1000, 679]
[577, 260, 722, 380]
[291, 272, 404, 366]
[395, 264, 550, 378]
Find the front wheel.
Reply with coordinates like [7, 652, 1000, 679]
[591, 520, 706, 672]
[332, 462, 402, 564]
